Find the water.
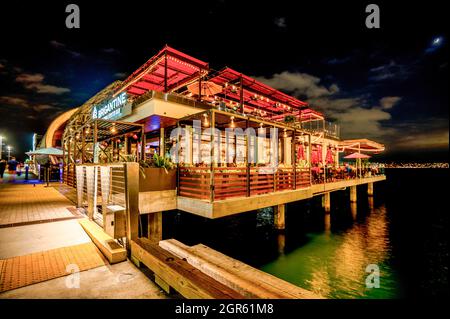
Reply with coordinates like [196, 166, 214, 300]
[164, 168, 449, 299]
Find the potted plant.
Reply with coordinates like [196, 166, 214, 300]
[139, 153, 177, 192]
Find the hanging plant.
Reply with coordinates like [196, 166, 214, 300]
[284, 115, 296, 123]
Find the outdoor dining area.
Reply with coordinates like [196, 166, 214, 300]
[310, 150, 386, 184]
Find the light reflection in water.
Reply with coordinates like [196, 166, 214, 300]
[260, 202, 399, 299]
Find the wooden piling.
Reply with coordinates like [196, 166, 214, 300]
[148, 212, 163, 242]
[274, 204, 286, 230]
[350, 185, 357, 202]
[367, 182, 374, 196]
[322, 192, 331, 213]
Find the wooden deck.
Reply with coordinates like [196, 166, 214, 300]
[176, 175, 386, 218]
[311, 175, 386, 195]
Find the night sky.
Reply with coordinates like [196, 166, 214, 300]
[0, 1, 448, 161]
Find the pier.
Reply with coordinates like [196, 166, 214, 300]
[3, 46, 387, 299]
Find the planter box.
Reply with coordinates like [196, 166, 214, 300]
[139, 167, 176, 192]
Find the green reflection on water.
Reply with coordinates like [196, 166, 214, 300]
[260, 204, 400, 299]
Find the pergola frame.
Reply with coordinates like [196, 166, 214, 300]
[175, 109, 313, 202]
[63, 114, 144, 187]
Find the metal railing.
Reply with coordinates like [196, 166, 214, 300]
[75, 162, 140, 250]
[301, 120, 340, 139]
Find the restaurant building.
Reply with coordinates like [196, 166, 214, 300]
[36, 46, 388, 298]
[53, 45, 385, 220]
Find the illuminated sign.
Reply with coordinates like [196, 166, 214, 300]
[92, 92, 131, 120]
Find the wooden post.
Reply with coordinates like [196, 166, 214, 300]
[277, 233, 285, 254]
[322, 192, 331, 213]
[292, 130, 296, 190]
[81, 127, 86, 163]
[198, 70, 202, 101]
[159, 127, 165, 156]
[124, 162, 139, 252]
[148, 212, 163, 242]
[350, 202, 357, 220]
[209, 111, 215, 202]
[367, 182, 374, 196]
[93, 120, 98, 163]
[274, 204, 285, 230]
[140, 129, 145, 161]
[245, 119, 250, 197]
[324, 212, 331, 232]
[308, 134, 312, 186]
[124, 136, 129, 156]
[350, 185, 357, 202]
[239, 75, 244, 114]
[164, 51, 168, 92]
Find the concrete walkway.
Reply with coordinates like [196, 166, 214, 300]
[0, 181, 167, 299]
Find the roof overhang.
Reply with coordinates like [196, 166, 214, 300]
[114, 46, 209, 97]
[339, 139, 385, 153]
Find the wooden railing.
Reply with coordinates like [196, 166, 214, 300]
[179, 167, 211, 200]
[179, 166, 311, 202]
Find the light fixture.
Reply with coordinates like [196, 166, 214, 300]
[110, 123, 117, 134]
[203, 113, 209, 127]
[230, 116, 236, 128]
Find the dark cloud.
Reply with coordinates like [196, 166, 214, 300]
[0, 96, 29, 107]
[49, 40, 82, 58]
[326, 56, 351, 65]
[254, 71, 421, 148]
[369, 61, 411, 82]
[113, 72, 127, 79]
[274, 17, 287, 28]
[15, 72, 70, 94]
[102, 48, 120, 54]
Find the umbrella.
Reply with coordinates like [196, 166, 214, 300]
[187, 81, 222, 97]
[344, 152, 371, 178]
[344, 152, 371, 159]
[297, 144, 305, 161]
[26, 147, 63, 156]
[326, 147, 334, 164]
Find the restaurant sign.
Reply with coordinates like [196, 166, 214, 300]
[92, 92, 131, 120]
